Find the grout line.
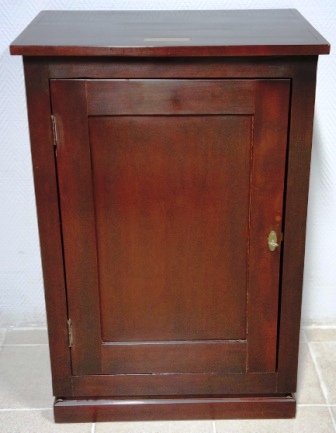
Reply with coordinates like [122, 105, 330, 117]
[0, 408, 52, 412]
[298, 403, 330, 407]
[302, 325, 336, 329]
[328, 406, 336, 432]
[0, 328, 8, 347]
[212, 420, 217, 433]
[6, 327, 48, 331]
[301, 329, 308, 341]
[2, 344, 48, 347]
[330, 408, 336, 433]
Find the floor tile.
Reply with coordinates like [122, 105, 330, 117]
[296, 342, 326, 403]
[330, 406, 336, 427]
[96, 420, 213, 433]
[4, 328, 48, 345]
[310, 342, 336, 404]
[0, 328, 7, 346]
[215, 406, 334, 433]
[0, 410, 92, 433]
[305, 327, 336, 342]
[0, 345, 53, 409]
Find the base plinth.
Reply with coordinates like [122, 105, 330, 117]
[54, 394, 296, 423]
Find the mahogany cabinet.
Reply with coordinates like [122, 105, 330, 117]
[10, 10, 330, 422]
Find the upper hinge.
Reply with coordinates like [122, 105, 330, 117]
[51, 115, 58, 148]
[67, 318, 73, 348]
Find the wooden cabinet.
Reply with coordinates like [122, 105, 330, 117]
[11, 9, 329, 423]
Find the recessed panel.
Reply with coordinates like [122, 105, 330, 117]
[89, 115, 252, 342]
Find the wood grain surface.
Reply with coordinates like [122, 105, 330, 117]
[10, 10, 330, 56]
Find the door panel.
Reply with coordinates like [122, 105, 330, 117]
[72, 372, 278, 397]
[51, 80, 101, 374]
[51, 79, 290, 387]
[90, 115, 251, 342]
[87, 79, 255, 115]
[101, 341, 246, 374]
[248, 80, 290, 372]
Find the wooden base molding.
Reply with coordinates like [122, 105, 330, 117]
[54, 394, 296, 423]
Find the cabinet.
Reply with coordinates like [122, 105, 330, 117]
[10, 10, 329, 423]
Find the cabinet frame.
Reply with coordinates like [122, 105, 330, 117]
[23, 56, 317, 420]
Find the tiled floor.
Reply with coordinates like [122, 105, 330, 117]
[0, 327, 335, 432]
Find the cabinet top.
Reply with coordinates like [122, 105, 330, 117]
[10, 9, 330, 57]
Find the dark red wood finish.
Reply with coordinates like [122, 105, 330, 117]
[50, 80, 102, 375]
[11, 9, 329, 423]
[247, 80, 289, 373]
[23, 59, 72, 396]
[50, 78, 288, 383]
[10, 10, 329, 57]
[91, 114, 250, 343]
[54, 395, 296, 423]
[71, 372, 277, 396]
[277, 58, 318, 392]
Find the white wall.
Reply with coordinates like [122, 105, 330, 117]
[1, 0, 335, 326]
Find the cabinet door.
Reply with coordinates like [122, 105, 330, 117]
[51, 79, 290, 395]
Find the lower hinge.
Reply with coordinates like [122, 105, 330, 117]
[67, 319, 73, 348]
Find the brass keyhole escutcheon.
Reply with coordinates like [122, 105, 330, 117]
[268, 230, 279, 251]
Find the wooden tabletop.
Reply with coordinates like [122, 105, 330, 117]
[10, 9, 330, 57]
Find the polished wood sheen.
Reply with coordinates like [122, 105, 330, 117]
[54, 395, 296, 423]
[50, 78, 288, 379]
[10, 9, 330, 423]
[10, 10, 329, 56]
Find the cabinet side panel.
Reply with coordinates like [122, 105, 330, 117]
[277, 58, 318, 392]
[23, 58, 72, 395]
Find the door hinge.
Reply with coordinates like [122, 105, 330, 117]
[51, 115, 58, 149]
[67, 319, 73, 348]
